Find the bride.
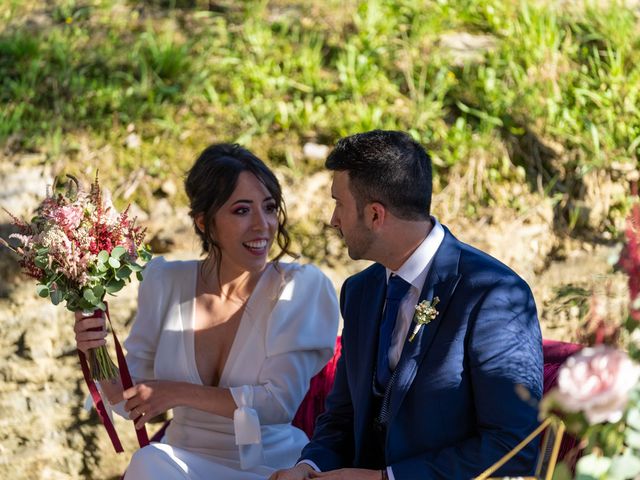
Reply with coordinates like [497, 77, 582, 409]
[74, 144, 340, 479]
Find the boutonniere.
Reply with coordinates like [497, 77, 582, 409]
[408, 297, 440, 342]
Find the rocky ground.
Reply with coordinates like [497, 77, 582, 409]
[0, 160, 629, 479]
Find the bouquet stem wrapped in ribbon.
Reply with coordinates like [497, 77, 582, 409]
[1, 174, 152, 450]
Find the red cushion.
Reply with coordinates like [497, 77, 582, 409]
[292, 338, 342, 437]
[541, 339, 583, 471]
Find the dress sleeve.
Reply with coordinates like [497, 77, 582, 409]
[229, 264, 340, 426]
[122, 256, 168, 383]
[94, 256, 168, 418]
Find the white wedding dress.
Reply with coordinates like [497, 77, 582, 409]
[109, 257, 339, 479]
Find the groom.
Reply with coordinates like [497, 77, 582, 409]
[271, 130, 543, 479]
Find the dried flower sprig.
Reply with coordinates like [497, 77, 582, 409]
[408, 297, 440, 342]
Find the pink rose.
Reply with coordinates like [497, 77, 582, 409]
[552, 345, 640, 424]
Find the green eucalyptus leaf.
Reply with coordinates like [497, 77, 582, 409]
[105, 278, 125, 294]
[97, 250, 109, 264]
[115, 266, 132, 280]
[136, 271, 144, 282]
[129, 263, 143, 272]
[96, 301, 107, 311]
[77, 300, 90, 312]
[83, 288, 97, 303]
[50, 288, 63, 305]
[108, 257, 121, 269]
[111, 246, 126, 259]
[97, 262, 109, 273]
[36, 284, 49, 298]
[93, 285, 105, 300]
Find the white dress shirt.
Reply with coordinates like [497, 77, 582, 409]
[385, 218, 445, 370]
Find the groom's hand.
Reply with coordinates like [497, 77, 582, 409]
[309, 468, 381, 480]
[269, 463, 315, 480]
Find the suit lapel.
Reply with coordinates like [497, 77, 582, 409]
[353, 264, 387, 439]
[385, 228, 463, 425]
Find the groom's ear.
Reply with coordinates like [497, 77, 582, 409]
[366, 202, 386, 231]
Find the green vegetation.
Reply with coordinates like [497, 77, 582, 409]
[1, 0, 638, 233]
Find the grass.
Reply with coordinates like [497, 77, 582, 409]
[0, 0, 638, 247]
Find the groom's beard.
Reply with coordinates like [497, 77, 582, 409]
[341, 224, 375, 261]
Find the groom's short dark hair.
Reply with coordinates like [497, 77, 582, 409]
[325, 130, 432, 220]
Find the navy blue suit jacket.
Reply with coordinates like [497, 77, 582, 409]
[300, 227, 543, 479]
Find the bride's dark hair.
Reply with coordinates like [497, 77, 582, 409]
[185, 143, 292, 268]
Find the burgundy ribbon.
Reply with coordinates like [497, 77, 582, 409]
[77, 302, 149, 453]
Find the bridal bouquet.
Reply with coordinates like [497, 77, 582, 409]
[1, 175, 151, 380]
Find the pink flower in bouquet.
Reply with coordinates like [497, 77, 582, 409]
[553, 345, 640, 424]
[49, 204, 84, 232]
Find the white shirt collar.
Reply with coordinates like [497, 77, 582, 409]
[385, 217, 445, 291]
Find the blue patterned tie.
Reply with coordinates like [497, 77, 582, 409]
[376, 274, 411, 391]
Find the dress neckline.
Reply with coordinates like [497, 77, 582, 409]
[186, 262, 275, 387]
